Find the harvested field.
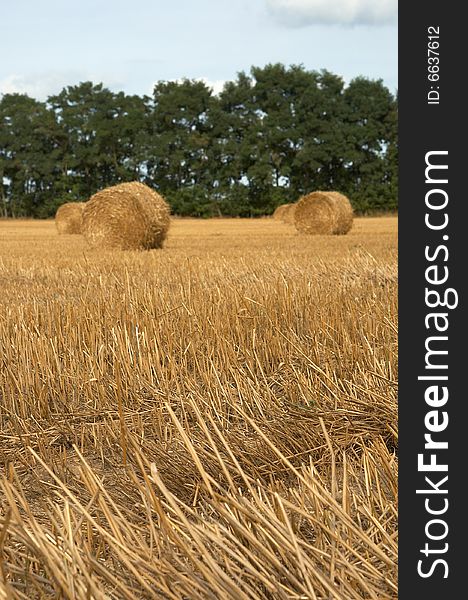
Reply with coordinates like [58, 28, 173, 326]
[0, 216, 398, 599]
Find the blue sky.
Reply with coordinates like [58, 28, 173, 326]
[1, 0, 397, 100]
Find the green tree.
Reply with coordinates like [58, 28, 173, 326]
[342, 77, 397, 211]
[251, 64, 325, 209]
[147, 79, 215, 214]
[48, 82, 148, 200]
[210, 71, 265, 215]
[0, 66, 398, 218]
[0, 93, 65, 217]
[287, 70, 348, 195]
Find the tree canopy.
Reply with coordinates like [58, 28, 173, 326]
[0, 64, 397, 218]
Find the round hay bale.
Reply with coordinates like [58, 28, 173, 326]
[294, 191, 353, 235]
[55, 202, 85, 234]
[271, 204, 284, 221]
[282, 203, 297, 225]
[272, 204, 288, 220]
[325, 191, 354, 234]
[82, 182, 170, 250]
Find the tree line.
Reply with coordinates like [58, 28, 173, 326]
[0, 63, 397, 218]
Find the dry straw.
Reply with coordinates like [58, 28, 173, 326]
[82, 182, 170, 250]
[55, 202, 85, 234]
[272, 204, 289, 220]
[294, 191, 353, 235]
[272, 205, 283, 220]
[272, 203, 297, 224]
[282, 203, 297, 224]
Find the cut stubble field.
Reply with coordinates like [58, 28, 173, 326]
[0, 217, 398, 599]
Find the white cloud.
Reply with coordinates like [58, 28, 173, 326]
[266, 0, 397, 26]
[0, 74, 57, 99]
[0, 72, 126, 101]
[197, 78, 227, 96]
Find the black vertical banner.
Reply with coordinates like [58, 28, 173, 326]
[399, 2, 467, 598]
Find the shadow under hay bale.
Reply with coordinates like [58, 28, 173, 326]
[55, 202, 85, 235]
[294, 191, 353, 235]
[82, 182, 171, 250]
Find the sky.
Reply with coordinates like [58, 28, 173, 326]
[0, 0, 397, 100]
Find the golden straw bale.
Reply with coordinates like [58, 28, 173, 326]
[325, 191, 354, 234]
[55, 202, 85, 234]
[272, 204, 289, 220]
[82, 182, 170, 250]
[282, 203, 297, 224]
[294, 191, 354, 235]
